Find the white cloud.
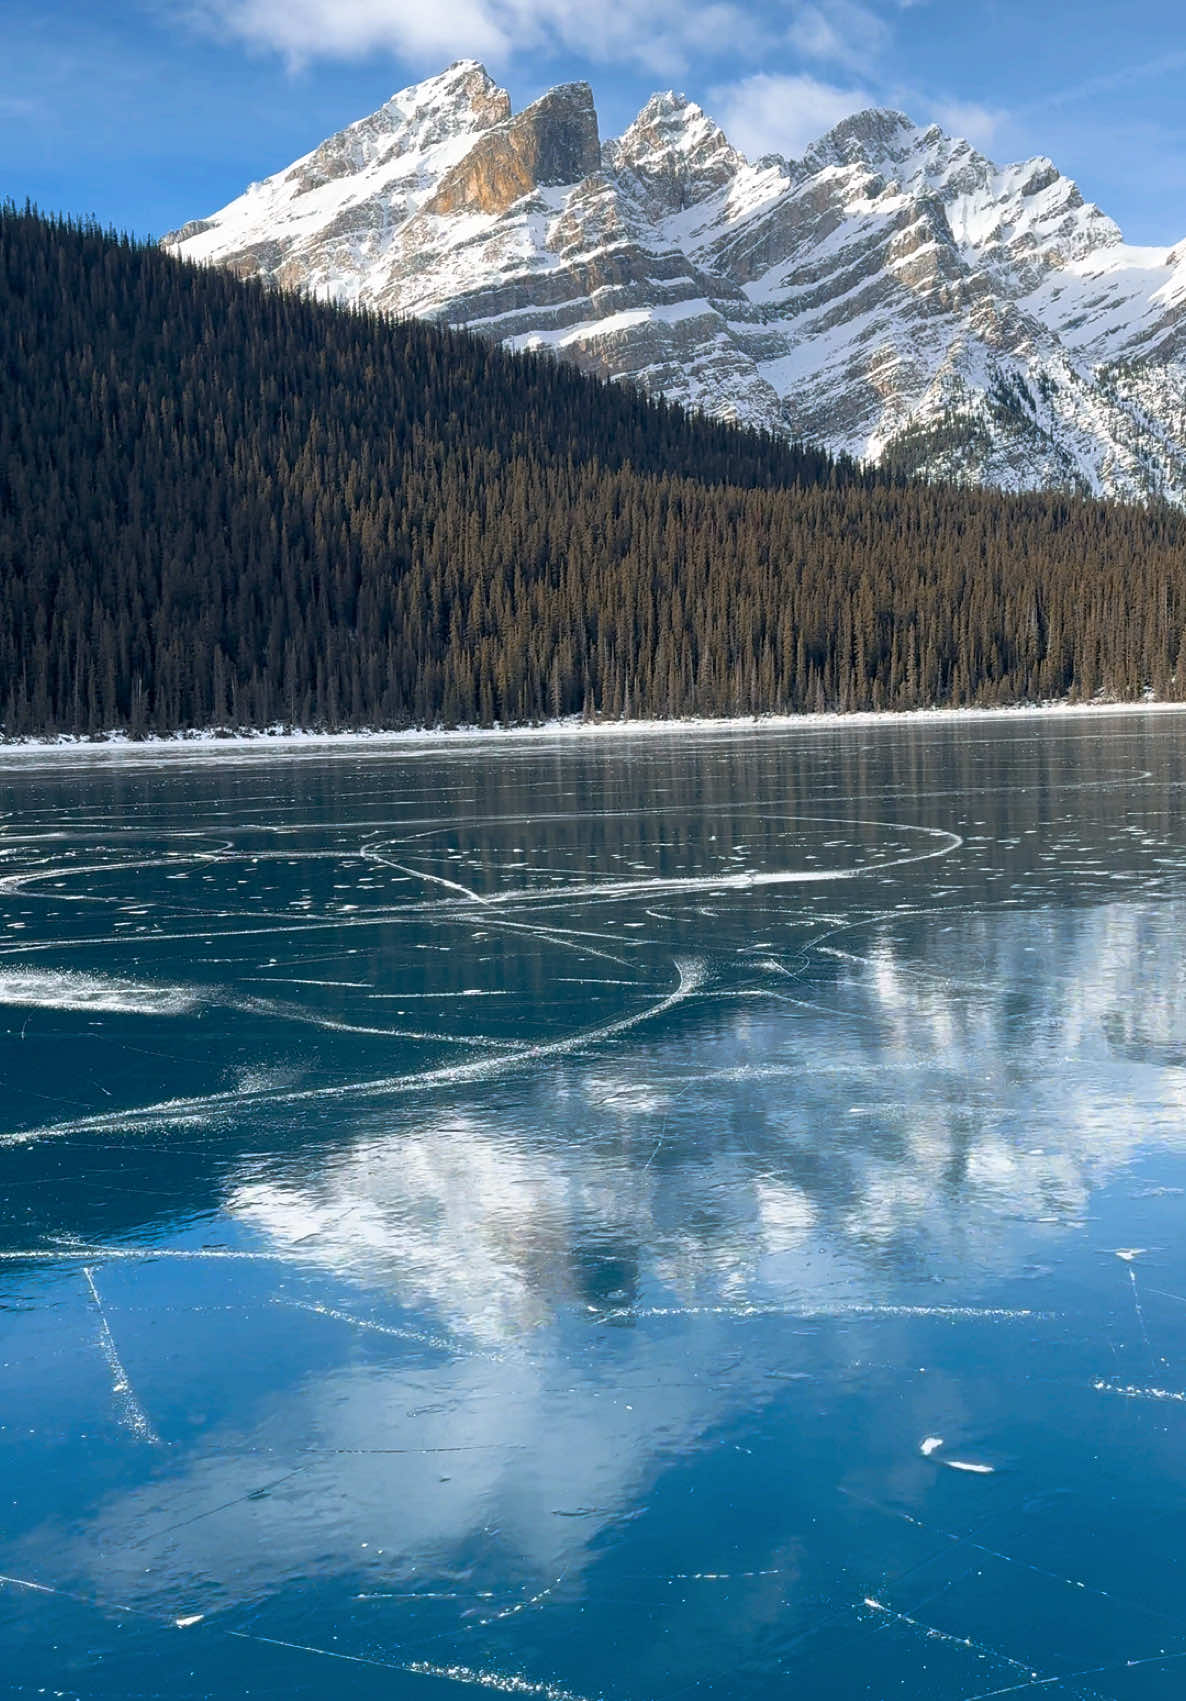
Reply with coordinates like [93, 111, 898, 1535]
[931, 98, 1005, 151]
[708, 70, 874, 161]
[189, 0, 772, 75]
[787, 0, 890, 75]
[190, 0, 509, 66]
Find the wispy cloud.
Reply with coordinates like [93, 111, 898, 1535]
[703, 0, 1016, 164]
[707, 70, 875, 160]
[186, 0, 508, 66]
[786, 0, 890, 76]
[1017, 46, 1186, 115]
[186, 0, 773, 75]
[930, 99, 1005, 151]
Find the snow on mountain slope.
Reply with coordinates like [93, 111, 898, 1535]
[163, 62, 1186, 502]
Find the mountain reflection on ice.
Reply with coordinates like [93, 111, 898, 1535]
[3, 716, 1186, 1700]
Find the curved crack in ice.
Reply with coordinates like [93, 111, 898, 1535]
[0, 957, 706, 1145]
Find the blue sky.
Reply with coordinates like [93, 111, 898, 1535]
[2, 0, 1184, 244]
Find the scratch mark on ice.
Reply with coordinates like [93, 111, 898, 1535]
[367, 854, 491, 907]
[841, 1489, 1159, 1617]
[83, 1267, 161, 1445]
[0, 1246, 307, 1263]
[477, 1575, 565, 1626]
[1093, 1379, 1186, 1403]
[862, 1596, 1037, 1680]
[274, 1296, 465, 1355]
[225, 1633, 597, 1700]
[225, 1631, 415, 1674]
[1124, 1260, 1163, 1375]
[0, 1570, 140, 1618]
[960, 1645, 1186, 1699]
[598, 1302, 1043, 1323]
[129, 1466, 311, 1549]
[403, 1661, 594, 1699]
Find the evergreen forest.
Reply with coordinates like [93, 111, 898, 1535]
[2, 202, 1185, 737]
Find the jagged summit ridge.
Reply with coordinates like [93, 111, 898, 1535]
[608, 93, 744, 199]
[163, 65, 1186, 503]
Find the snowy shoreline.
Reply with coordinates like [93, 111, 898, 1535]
[1, 698, 1185, 761]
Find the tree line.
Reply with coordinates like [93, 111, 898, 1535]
[1, 202, 1184, 736]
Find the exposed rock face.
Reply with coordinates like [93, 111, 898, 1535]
[165, 217, 216, 244]
[426, 84, 600, 216]
[163, 62, 1186, 503]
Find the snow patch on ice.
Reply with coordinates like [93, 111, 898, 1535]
[0, 968, 201, 1016]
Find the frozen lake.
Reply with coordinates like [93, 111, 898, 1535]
[3, 716, 1186, 1698]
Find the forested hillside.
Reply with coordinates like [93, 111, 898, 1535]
[2, 203, 1185, 737]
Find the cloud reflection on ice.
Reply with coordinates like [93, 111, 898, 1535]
[227, 897, 1186, 1343]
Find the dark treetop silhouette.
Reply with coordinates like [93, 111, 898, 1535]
[2, 204, 1185, 736]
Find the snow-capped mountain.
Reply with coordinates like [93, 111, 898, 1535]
[163, 61, 1186, 501]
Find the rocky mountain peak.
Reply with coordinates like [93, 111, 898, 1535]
[394, 60, 510, 129]
[795, 112, 1124, 283]
[1017, 158, 1061, 197]
[159, 60, 514, 246]
[802, 108, 920, 172]
[608, 90, 743, 213]
[425, 81, 600, 217]
[285, 62, 510, 198]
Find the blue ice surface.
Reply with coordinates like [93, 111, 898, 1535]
[2, 713, 1186, 1698]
